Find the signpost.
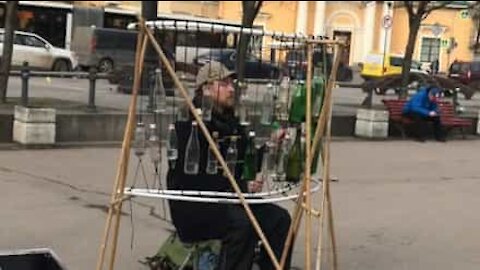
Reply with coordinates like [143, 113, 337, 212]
[382, 15, 392, 73]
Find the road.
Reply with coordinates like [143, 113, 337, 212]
[2, 140, 480, 269]
[6, 76, 480, 117]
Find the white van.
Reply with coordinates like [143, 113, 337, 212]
[0, 29, 78, 71]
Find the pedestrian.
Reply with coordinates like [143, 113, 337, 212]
[167, 61, 293, 269]
[430, 58, 439, 75]
[402, 86, 446, 142]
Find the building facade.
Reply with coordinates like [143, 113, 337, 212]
[5, 1, 477, 72]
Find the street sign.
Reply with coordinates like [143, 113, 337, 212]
[382, 15, 393, 29]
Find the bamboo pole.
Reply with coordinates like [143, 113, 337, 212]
[315, 44, 340, 270]
[107, 32, 149, 270]
[141, 23, 281, 269]
[279, 43, 343, 269]
[304, 43, 314, 270]
[95, 27, 147, 270]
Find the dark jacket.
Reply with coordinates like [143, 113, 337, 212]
[167, 97, 249, 242]
[402, 87, 439, 117]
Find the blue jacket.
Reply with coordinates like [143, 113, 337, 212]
[402, 87, 438, 117]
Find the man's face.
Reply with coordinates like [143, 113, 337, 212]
[205, 77, 235, 109]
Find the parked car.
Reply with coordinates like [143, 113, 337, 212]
[284, 49, 353, 82]
[448, 60, 480, 89]
[193, 49, 282, 80]
[0, 29, 78, 71]
[361, 53, 427, 80]
[71, 27, 139, 73]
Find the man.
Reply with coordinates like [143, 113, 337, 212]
[167, 61, 292, 269]
[403, 86, 445, 142]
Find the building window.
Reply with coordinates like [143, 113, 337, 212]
[420, 37, 440, 62]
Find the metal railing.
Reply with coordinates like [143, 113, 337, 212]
[9, 62, 111, 109]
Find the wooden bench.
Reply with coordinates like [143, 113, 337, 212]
[382, 99, 473, 139]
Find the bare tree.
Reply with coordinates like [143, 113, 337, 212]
[469, 2, 480, 54]
[235, 1, 262, 101]
[400, 1, 451, 98]
[0, 1, 18, 103]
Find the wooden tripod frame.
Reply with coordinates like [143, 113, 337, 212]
[95, 18, 344, 270]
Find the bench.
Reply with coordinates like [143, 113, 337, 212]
[382, 99, 473, 139]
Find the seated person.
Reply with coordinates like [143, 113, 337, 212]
[167, 61, 292, 269]
[402, 86, 446, 142]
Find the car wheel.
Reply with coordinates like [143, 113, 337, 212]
[52, 59, 71, 72]
[98, 59, 114, 73]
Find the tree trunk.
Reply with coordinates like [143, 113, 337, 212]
[0, 1, 18, 103]
[400, 17, 421, 99]
[235, 1, 260, 103]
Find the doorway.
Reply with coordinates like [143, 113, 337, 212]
[333, 30, 352, 65]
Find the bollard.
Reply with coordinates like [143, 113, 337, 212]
[21, 62, 30, 107]
[88, 66, 97, 110]
[452, 87, 459, 112]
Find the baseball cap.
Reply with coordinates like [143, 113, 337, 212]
[196, 61, 236, 88]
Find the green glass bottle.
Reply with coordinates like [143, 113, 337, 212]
[286, 126, 304, 183]
[242, 131, 257, 181]
[288, 81, 306, 124]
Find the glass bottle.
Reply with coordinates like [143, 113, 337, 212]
[154, 68, 167, 109]
[312, 74, 325, 118]
[275, 132, 290, 182]
[286, 126, 303, 183]
[242, 131, 257, 181]
[261, 84, 274, 125]
[184, 121, 200, 175]
[202, 88, 214, 122]
[206, 131, 220, 175]
[288, 81, 306, 124]
[167, 123, 178, 168]
[147, 123, 161, 165]
[133, 122, 146, 157]
[225, 136, 238, 177]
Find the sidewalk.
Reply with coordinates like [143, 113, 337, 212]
[2, 140, 480, 269]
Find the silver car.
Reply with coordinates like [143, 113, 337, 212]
[0, 29, 78, 71]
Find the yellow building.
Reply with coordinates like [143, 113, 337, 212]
[217, 1, 476, 73]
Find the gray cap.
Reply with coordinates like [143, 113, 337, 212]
[196, 61, 236, 88]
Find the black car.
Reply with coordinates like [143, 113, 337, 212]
[193, 49, 282, 80]
[284, 49, 353, 82]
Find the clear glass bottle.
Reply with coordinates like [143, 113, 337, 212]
[275, 132, 290, 182]
[147, 123, 161, 165]
[154, 68, 167, 109]
[225, 136, 238, 177]
[261, 84, 274, 125]
[184, 121, 200, 175]
[133, 122, 146, 157]
[167, 123, 178, 168]
[202, 88, 214, 122]
[205, 131, 220, 175]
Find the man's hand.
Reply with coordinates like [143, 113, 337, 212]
[248, 180, 264, 193]
[429, 111, 437, 117]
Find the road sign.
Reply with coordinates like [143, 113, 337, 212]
[382, 15, 393, 29]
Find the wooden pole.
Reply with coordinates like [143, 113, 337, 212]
[279, 42, 343, 269]
[304, 43, 314, 270]
[141, 23, 281, 269]
[106, 32, 149, 270]
[314, 44, 341, 270]
[95, 25, 147, 270]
